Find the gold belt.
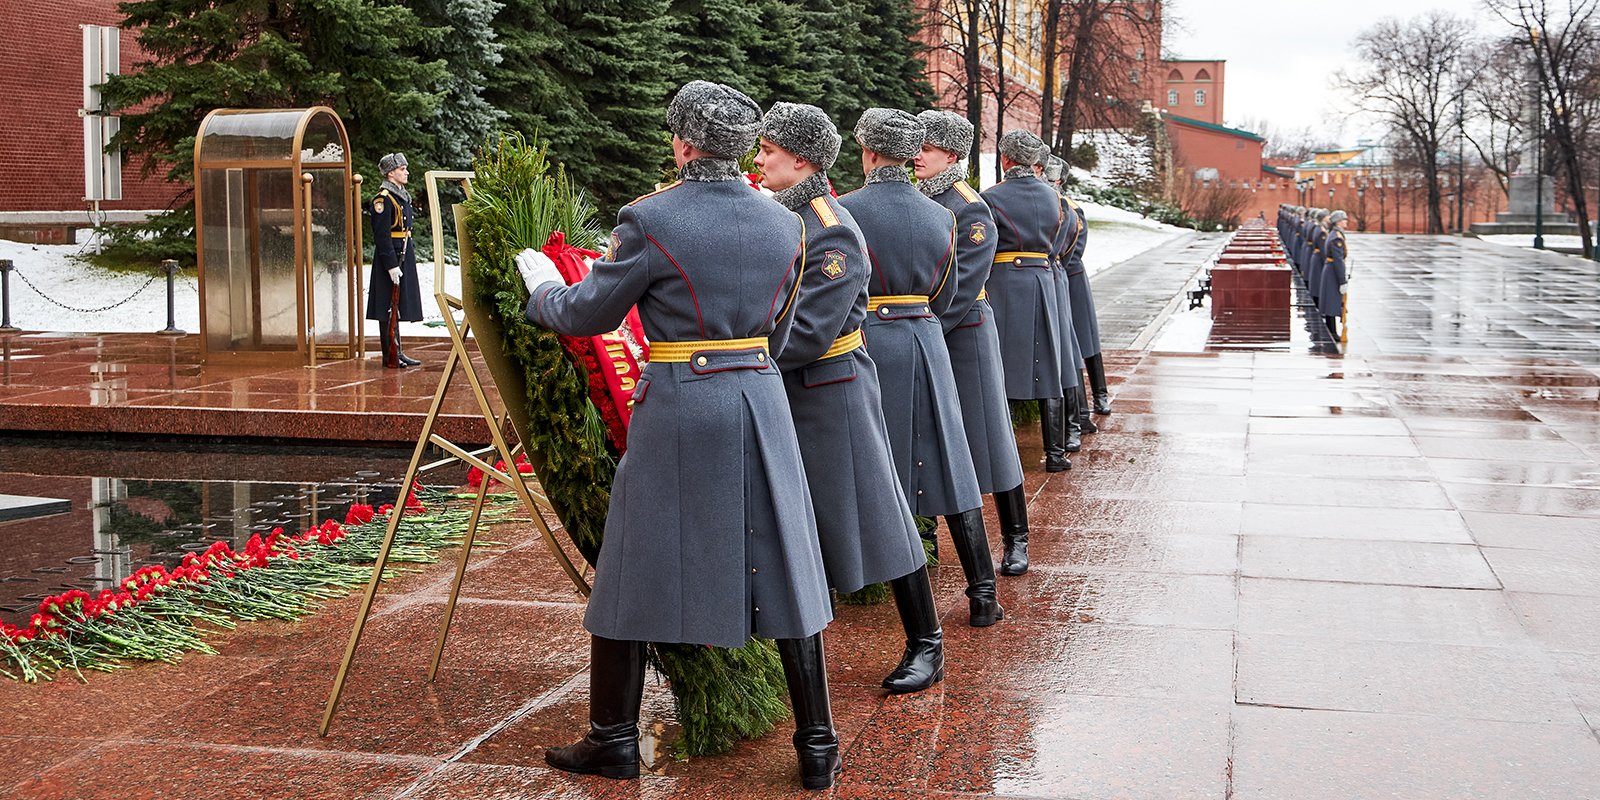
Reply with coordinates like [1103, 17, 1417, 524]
[820, 329, 864, 360]
[649, 336, 769, 364]
[390, 231, 411, 239]
[994, 251, 1050, 263]
[977, 288, 988, 301]
[867, 295, 930, 311]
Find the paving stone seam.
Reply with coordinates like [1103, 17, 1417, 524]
[389, 669, 586, 799]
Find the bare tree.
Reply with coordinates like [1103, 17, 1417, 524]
[1486, 0, 1600, 258]
[921, 0, 988, 172]
[985, 0, 1013, 182]
[1463, 36, 1529, 195]
[1337, 11, 1475, 234]
[1229, 116, 1340, 162]
[1049, 1, 1165, 153]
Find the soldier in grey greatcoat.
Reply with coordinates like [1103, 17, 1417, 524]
[756, 102, 944, 695]
[913, 110, 1031, 576]
[981, 130, 1074, 472]
[837, 108, 1004, 628]
[1307, 209, 1329, 307]
[1318, 210, 1349, 337]
[1041, 156, 1089, 451]
[1047, 156, 1111, 421]
[516, 81, 841, 791]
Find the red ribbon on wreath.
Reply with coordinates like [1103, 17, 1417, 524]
[542, 231, 647, 451]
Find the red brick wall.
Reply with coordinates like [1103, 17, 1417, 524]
[1168, 120, 1263, 183]
[0, 1, 182, 213]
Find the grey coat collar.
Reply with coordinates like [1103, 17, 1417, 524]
[865, 165, 912, 185]
[381, 179, 411, 203]
[1003, 166, 1035, 181]
[679, 157, 744, 182]
[773, 171, 832, 211]
[918, 164, 967, 198]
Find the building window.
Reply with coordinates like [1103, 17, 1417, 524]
[1130, 69, 1140, 85]
[1167, 89, 1179, 106]
[1195, 68, 1213, 81]
[1195, 89, 1207, 106]
[1136, 48, 1146, 61]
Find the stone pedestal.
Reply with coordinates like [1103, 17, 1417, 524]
[1470, 174, 1582, 236]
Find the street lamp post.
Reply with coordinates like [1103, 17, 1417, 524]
[1357, 181, 1367, 232]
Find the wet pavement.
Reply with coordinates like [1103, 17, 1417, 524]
[3, 232, 1600, 798]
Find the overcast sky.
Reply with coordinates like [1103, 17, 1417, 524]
[1165, 0, 1503, 143]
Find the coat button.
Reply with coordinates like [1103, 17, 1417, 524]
[916, 489, 924, 496]
[696, 356, 708, 366]
[916, 461, 924, 467]
[754, 607, 761, 613]
[756, 352, 765, 362]
[751, 567, 757, 574]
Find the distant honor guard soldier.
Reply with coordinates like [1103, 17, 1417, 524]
[838, 108, 1004, 628]
[757, 102, 945, 694]
[367, 153, 424, 368]
[1319, 210, 1349, 337]
[913, 110, 1031, 576]
[981, 130, 1075, 472]
[516, 81, 841, 790]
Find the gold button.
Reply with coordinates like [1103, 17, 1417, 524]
[754, 607, 761, 613]
[916, 489, 924, 496]
[751, 567, 757, 574]
[757, 353, 765, 362]
[916, 461, 924, 467]
[696, 356, 708, 366]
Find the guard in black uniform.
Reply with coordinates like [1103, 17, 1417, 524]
[367, 153, 424, 368]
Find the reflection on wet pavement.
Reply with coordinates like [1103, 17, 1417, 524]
[3, 232, 1600, 798]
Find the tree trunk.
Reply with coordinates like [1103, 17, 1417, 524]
[1040, 0, 1061, 145]
[964, 0, 982, 175]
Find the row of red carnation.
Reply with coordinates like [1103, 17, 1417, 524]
[1, 487, 427, 647]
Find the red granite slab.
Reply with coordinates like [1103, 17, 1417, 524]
[0, 333, 496, 443]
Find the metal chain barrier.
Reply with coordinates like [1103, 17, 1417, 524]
[10, 266, 161, 314]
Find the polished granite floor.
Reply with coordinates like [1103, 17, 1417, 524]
[3, 234, 1600, 798]
[0, 335, 494, 443]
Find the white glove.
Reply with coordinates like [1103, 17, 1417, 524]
[515, 248, 563, 294]
[387, 267, 401, 284]
[1340, 283, 1348, 296]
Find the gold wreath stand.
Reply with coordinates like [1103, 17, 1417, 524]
[320, 170, 592, 735]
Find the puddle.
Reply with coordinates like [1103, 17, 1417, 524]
[0, 437, 464, 626]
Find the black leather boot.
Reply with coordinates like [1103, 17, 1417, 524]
[1077, 382, 1097, 434]
[994, 485, 1029, 576]
[395, 333, 421, 367]
[1086, 354, 1112, 415]
[378, 327, 399, 369]
[545, 636, 644, 779]
[883, 566, 944, 694]
[1064, 388, 1084, 453]
[777, 634, 842, 790]
[1325, 315, 1339, 337]
[1039, 397, 1071, 472]
[945, 508, 1004, 627]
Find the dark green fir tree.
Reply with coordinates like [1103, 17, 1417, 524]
[487, 0, 678, 214]
[405, 0, 507, 169]
[97, 0, 451, 264]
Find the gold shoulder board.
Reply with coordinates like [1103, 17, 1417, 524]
[629, 181, 682, 206]
[953, 182, 979, 203]
[810, 196, 840, 228]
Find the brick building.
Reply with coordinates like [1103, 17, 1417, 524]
[0, 0, 180, 242]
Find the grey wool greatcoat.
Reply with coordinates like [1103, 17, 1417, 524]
[1307, 223, 1328, 303]
[367, 183, 425, 322]
[981, 171, 1073, 399]
[1317, 228, 1348, 318]
[525, 164, 832, 649]
[1061, 197, 1103, 360]
[837, 169, 982, 518]
[774, 184, 925, 594]
[925, 178, 1024, 495]
[1049, 194, 1086, 387]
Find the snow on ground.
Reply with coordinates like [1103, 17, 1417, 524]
[1075, 199, 1187, 277]
[1478, 234, 1586, 252]
[2, 197, 1183, 335]
[0, 237, 457, 337]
